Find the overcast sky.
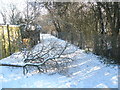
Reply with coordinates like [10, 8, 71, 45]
[0, 0, 48, 24]
[0, 0, 26, 23]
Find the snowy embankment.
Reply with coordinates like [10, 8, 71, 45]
[0, 34, 118, 88]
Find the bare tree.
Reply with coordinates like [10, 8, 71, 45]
[8, 4, 21, 25]
[0, 11, 7, 24]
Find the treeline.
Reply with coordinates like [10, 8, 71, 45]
[41, 2, 120, 64]
[0, 2, 119, 64]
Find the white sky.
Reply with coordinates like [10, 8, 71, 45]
[0, 0, 26, 23]
[0, 0, 48, 24]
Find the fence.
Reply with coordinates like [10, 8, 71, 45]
[0, 25, 21, 59]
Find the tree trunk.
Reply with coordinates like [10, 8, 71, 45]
[97, 3, 105, 34]
[52, 19, 62, 38]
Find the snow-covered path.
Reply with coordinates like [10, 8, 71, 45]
[0, 34, 118, 88]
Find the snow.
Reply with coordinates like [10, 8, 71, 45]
[0, 34, 118, 88]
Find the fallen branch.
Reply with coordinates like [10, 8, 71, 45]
[0, 42, 75, 75]
[0, 64, 23, 67]
[0, 63, 44, 75]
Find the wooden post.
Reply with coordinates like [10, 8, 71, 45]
[7, 24, 11, 55]
[2, 26, 6, 57]
[0, 26, 3, 59]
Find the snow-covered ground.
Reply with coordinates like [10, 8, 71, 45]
[0, 34, 118, 88]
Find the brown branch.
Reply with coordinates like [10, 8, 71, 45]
[0, 64, 23, 67]
[0, 63, 44, 75]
